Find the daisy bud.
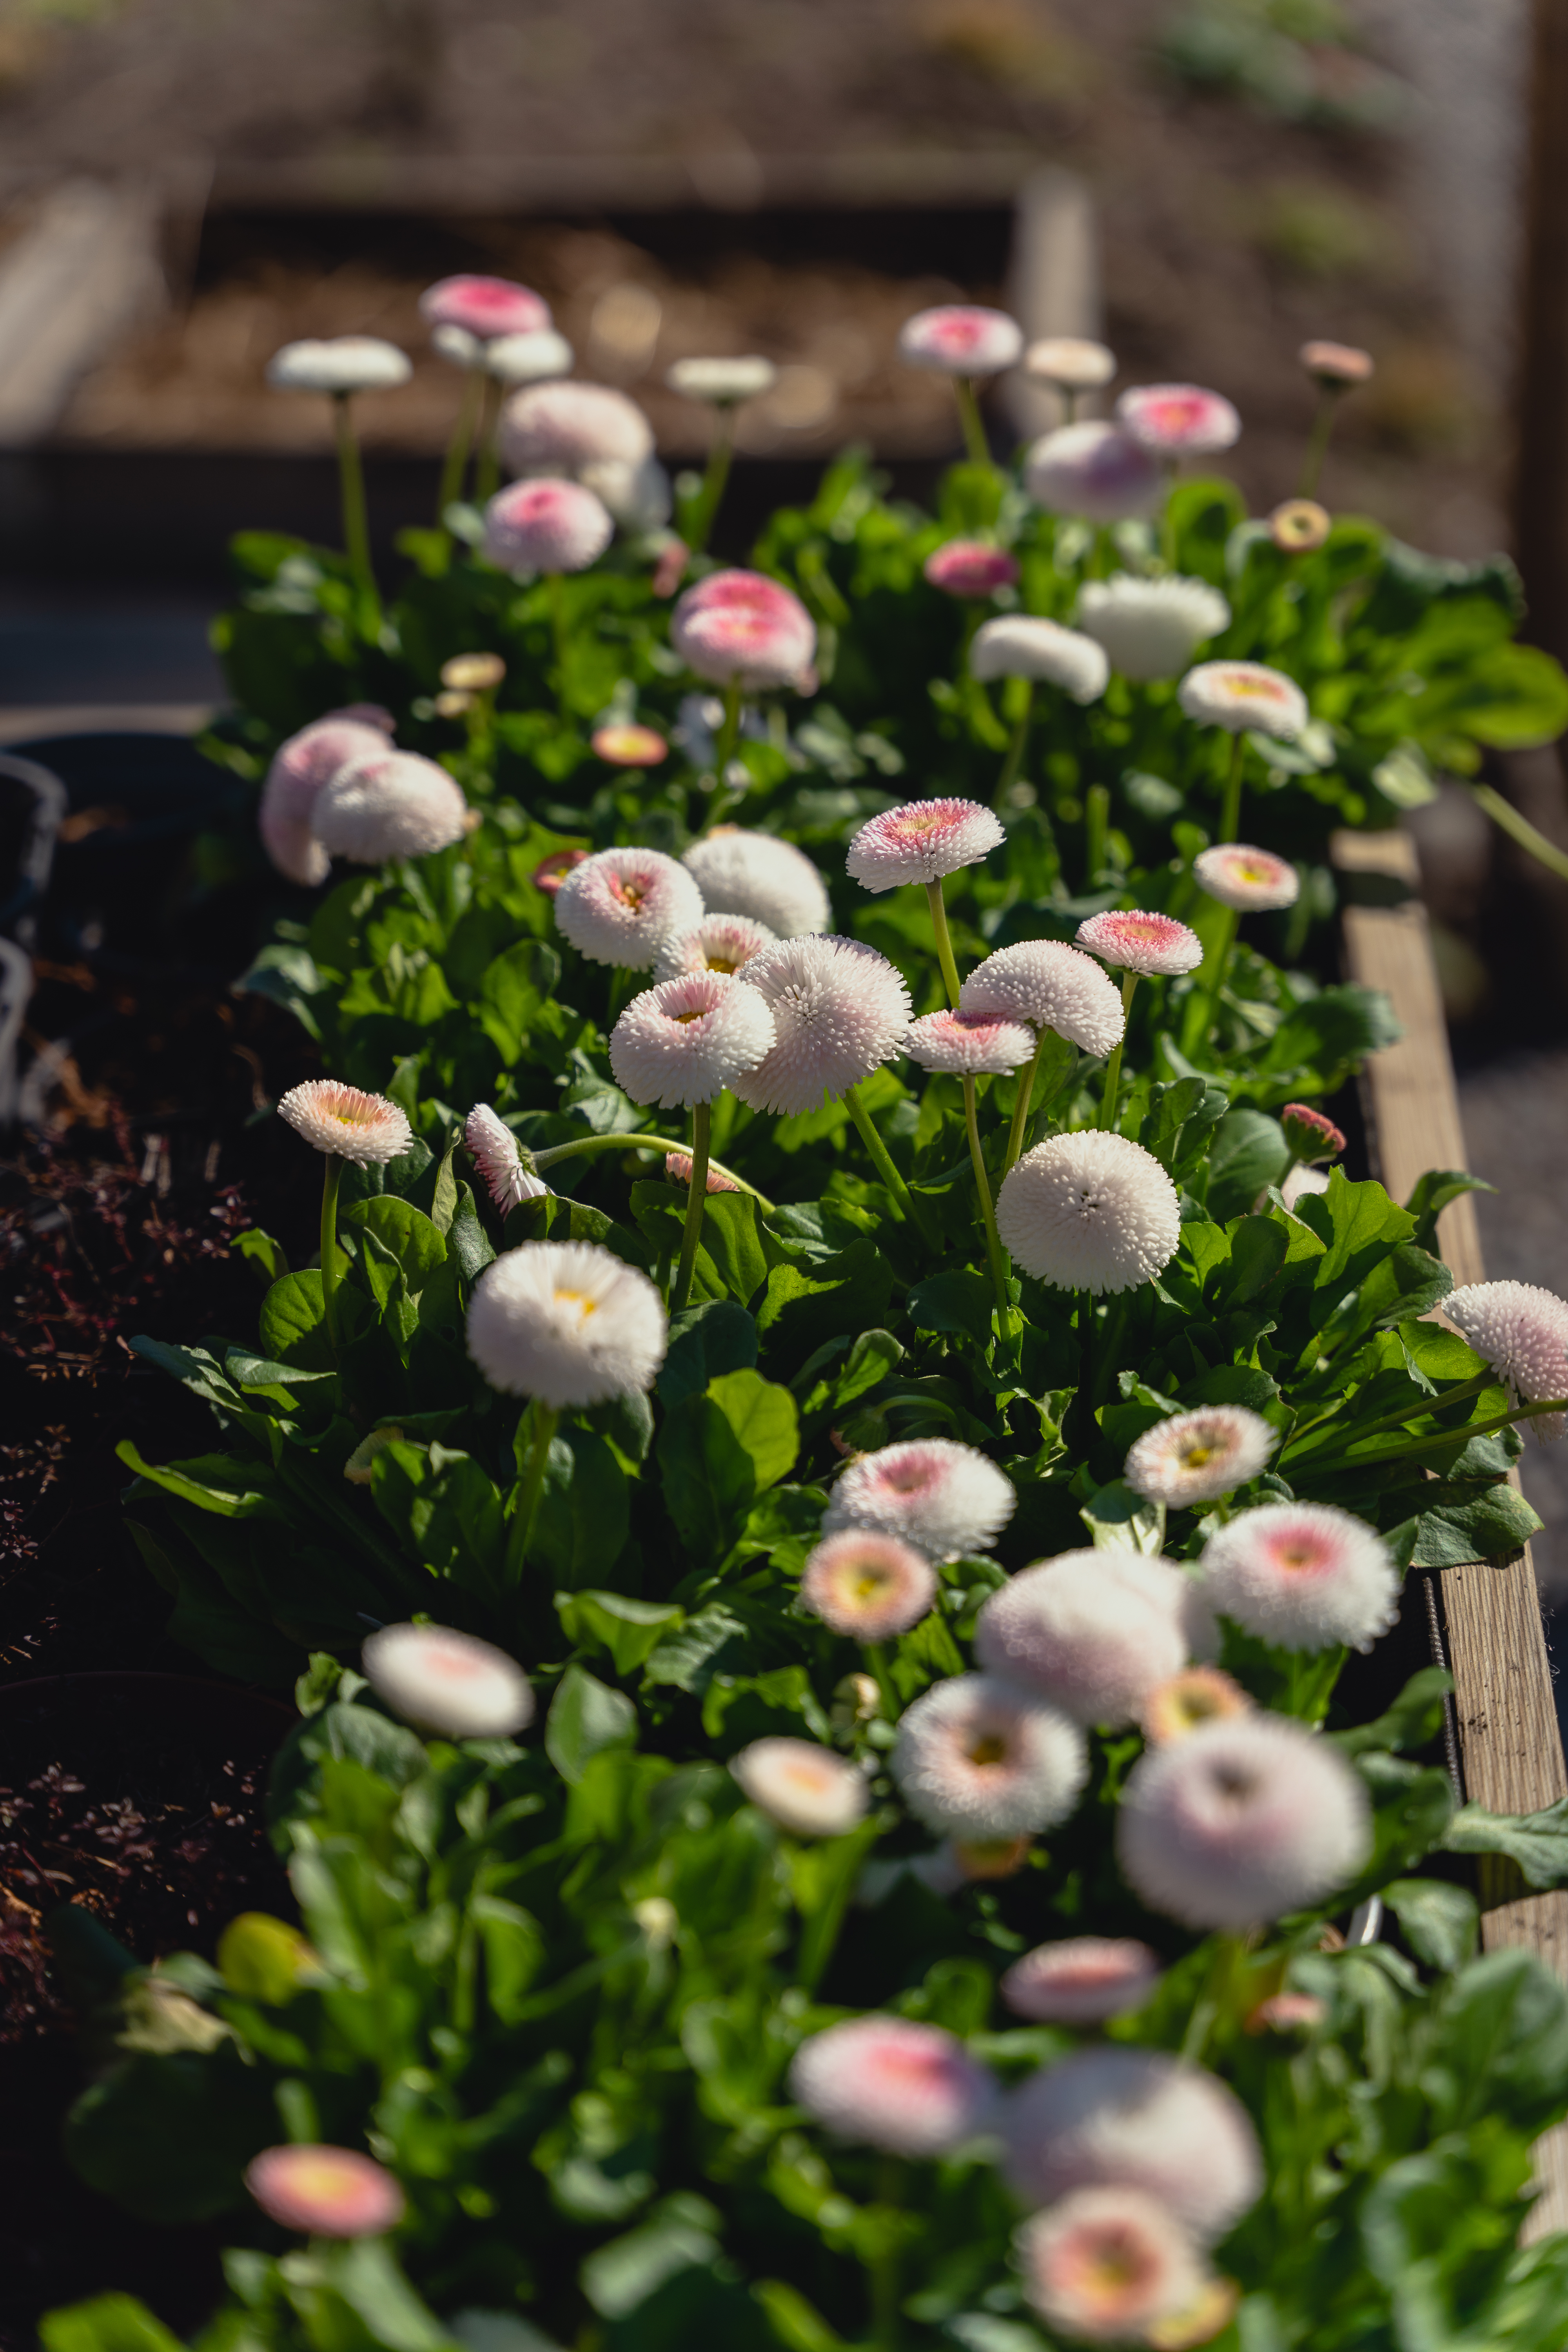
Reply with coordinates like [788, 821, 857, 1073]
[421, 275, 550, 341]
[682, 829, 830, 938]
[664, 1151, 740, 1193]
[1177, 661, 1307, 739]
[1123, 1406, 1276, 1508]
[894, 1673, 1087, 1840]
[790, 2014, 996, 2156]
[442, 652, 505, 693]
[267, 338, 411, 396]
[1004, 1937, 1163, 2025]
[278, 1079, 412, 1167]
[972, 615, 1109, 703]
[960, 939, 1126, 1057]
[532, 848, 587, 897]
[312, 750, 471, 865]
[1245, 1991, 1326, 2035]
[1280, 1103, 1345, 1163]
[259, 710, 395, 887]
[245, 2144, 405, 2238]
[592, 722, 668, 767]
[898, 305, 1024, 377]
[483, 478, 612, 575]
[1116, 384, 1241, 459]
[905, 1008, 1037, 1076]
[1117, 1713, 1372, 1932]
[466, 1240, 667, 1407]
[580, 453, 673, 532]
[671, 569, 817, 691]
[1192, 844, 1300, 913]
[730, 1736, 868, 1837]
[553, 846, 704, 969]
[1018, 2189, 1213, 2345]
[1269, 497, 1331, 553]
[361, 1622, 534, 1740]
[1142, 1666, 1251, 1747]
[1444, 1279, 1568, 1440]
[1004, 2047, 1262, 2242]
[666, 354, 778, 404]
[1299, 339, 1373, 389]
[976, 1551, 1195, 1727]
[1024, 336, 1117, 393]
[343, 1426, 402, 1485]
[1076, 911, 1203, 980]
[485, 328, 574, 385]
[465, 1103, 550, 1214]
[996, 1132, 1181, 1296]
[847, 796, 1005, 892]
[730, 934, 912, 1117]
[831, 1671, 882, 1730]
[654, 912, 777, 982]
[499, 379, 653, 473]
[1197, 1502, 1399, 1654]
[800, 1529, 938, 1641]
[1076, 576, 1231, 684]
[609, 970, 777, 1108]
[825, 1436, 1016, 1560]
[924, 541, 1021, 598]
[1025, 423, 1162, 524]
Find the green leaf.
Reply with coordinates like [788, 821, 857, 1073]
[1427, 1948, 1568, 2133]
[708, 1369, 800, 1494]
[531, 1428, 631, 1592]
[1382, 1878, 1479, 1972]
[258, 1270, 334, 1370]
[833, 1327, 903, 1408]
[312, 2238, 456, 2352]
[1445, 1796, 1568, 1889]
[1408, 1483, 1542, 1566]
[63, 2042, 276, 2223]
[430, 1136, 458, 1234]
[755, 1238, 893, 1370]
[341, 1195, 446, 1292]
[1328, 1666, 1454, 1757]
[908, 1270, 995, 1352]
[115, 1444, 285, 1522]
[41, 2300, 187, 2352]
[1203, 1109, 1288, 1223]
[233, 1227, 289, 1286]
[545, 1665, 637, 1785]
[558, 1591, 684, 1677]
[657, 1301, 759, 1409]
[699, 1191, 771, 1307]
[580, 2194, 722, 2319]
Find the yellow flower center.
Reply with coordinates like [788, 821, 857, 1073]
[967, 1733, 1009, 1768]
[554, 1287, 597, 1317]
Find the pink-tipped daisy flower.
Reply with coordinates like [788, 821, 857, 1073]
[1024, 336, 1117, 392]
[553, 845, 704, 969]
[730, 933, 912, 1117]
[609, 969, 777, 1109]
[800, 1528, 938, 1641]
[259, 709, 395, 887]
[996, 1132, 1181, 1295]
[420, 274, 550, 341]
[1192, 844, 1300, 913]
[532, 848, 588, 897]
[1077, 575, 1231, 684]
[1196, 1502, 1399, 1653]
[1300, 340, 1374, 388]
[654, 911, 778, 983]
[671, 569, 817, 691]
[898, 305, 1024, 377]
[1117, 1712, 1372, 1933]
[1002, 1938, 1164, 2026]
[960, 939, 1125, 1057]
[972, 615, 1109, 703]
[361, 1622, 534, 1740]
[466, 1240, 667, 1407]
[790, 2015, 996, 2157]
[483, 478, 613, 574]
[498, 379, 653, 474]
[1123, 1406, 1276, 1508]
[847, 796, 1005, 891]
[1017, 2187, 1212, 2345]
[1116, 383, 1241, 458]
[1076, 910, 1203, 980]
[975, 1550, 1194, 1728]
[267, 339, 411, 396]
[665, 1151, 740, 1193]
[278, 1079, 412, 1167]
[893, 1673, 1088, 1840]
[1004, 2046, 1262, 2243]
[1281, 1103, 1346, 1163]
[924, 541, 1021, 598]
[245, 2145, 405, 2239]
[904, 1008, 1037, 1077]
[1444, 1279, 1568, 1441]
[312, 750, 471, 864]
[592, 722, 668, 766]
[1025, 423, 1163, 524]
[1142, 1666, 1252, 1747]
[682, 829, 829, 937]
[1178, 661, 1307, 739]
[465, 1104, 550, 1214]
[824, 1436, 1016, 1560]
[731, 1737, 868, 1837]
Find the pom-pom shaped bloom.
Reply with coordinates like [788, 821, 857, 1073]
[924, 541, 1020, 598]
[1004, 2047, 1262, 2242]
[655, 911, 777, 982]
[905, 1007, 1037, 1076]
[259, 710, 394, 886]
[1077, 575, 1231, 684]
[1270, 497, 1330, 553]
[731, 1737, 867, 1837]
[499, 379, 653, 474]
[1003, 1938, 1164, 2025]
[483, 478, 613, 574]
[666, 354, 778, 403]
[961, 939, 1125, 1056]
[609, 969, 777, 1109]
[1281, 1103, 1345, 1162]
[466, 1240, 667, 1406]
[682, 829, 829, 937]
[554, 846, 704, 969]
[465, 1104, 549, 1214]
[485, 327, 575, 384]
[1445, 1280, 1568, 1441]
[899, 305, 1024, 377]
[1117, 384, 1240, 457]
[1117, 1713, 1372, 1931]
[245, 2145, 405, 2238]
[997, 1132, 1180, 1295]
[790, 2015, 996, 2156]
[975, 1551, 1192, 1727]
[1025, 336, 1117, 391]
[532, 848, 587, 897]
[847, 796, 1005, 891]
[279, 1079, 412, 1167]
[592, 722, 667, 766]
[665, 1150, 740, 1192]
[1300, 339, 1373, 387]
[972, 615, 1109, 702]
[267, 338, 411, 395]
[1178, 662, 1307, 738]
[1123, 1406, 1275, 1507]
[800, 1529, 938, 1641]
[420, 274, 550, 340]
[1076, 910, 1203, 979]
[730, 934, 911, 1116]
[1017, 2188, 1212, 2345]
[824, 1437, 1016, 1560]
[1143, 1666, 1252, 1747]
[1192, 844, 1300, 912]
[671, 569, 817, 691]
[893, 1673, 1087, 1840]
[361, 1622, 534, 1740]
[1197, 1503, 1399, 1653]
[1025, 423, 1162, 524]
[442, 652, 505, 692]
[312, 751, 470, 865]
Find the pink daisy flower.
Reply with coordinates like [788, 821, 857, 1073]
[1300, 340, 1373, 388]
[729, 934, 911, 1117]
[824, 1437, 1016, 1560]
[790, 2015, 996, 2156]
[259, 709, 394, 887]
[1191, 845, 1300, 912]
[892, 1672, 1087, 1840]
[1003, 2047, 1262, 2243]
[1017, 2189, 1212, 2345]
[960, 939, 1125, 1057]
[483, 479, 612, 574]
[592, 723, 668, 766]
[1445, 1279, 1568, 1440]
[466, 1239, 667, 1407]
[1123, 1406, 1276, 1508]
[532, 848, 587, 897]
[898, 305, 1024, 377]
[1002, 1938, 1164, 2025]
[1178, 662, 1307, 739]
[1196, 1502, 1399, 1653]
[671, 569, 817, 691]
[996, 1132, 1181, 1294]
[975, 1551, 1193, 1728]
[245, 2146, 405, 2239]
[361, 1622, 533, 1740]
[730, 1737, 868, 1838]
[924, 541, 1021, 598]
[278, 1079, 412, 1167]
[654, 912, 777, 983]
[465, 1103, 550, 1214]
[664, 1150, 740, 1192]
[1116, 383, 1241, 457]
[553, 846, 704, 969]
[1142, 1666, 1252, 1747]
[420, 274, 550, 341]
[1076, 910, 1203, 979]
[799, 1528, 938, 1641]
[312, 750, 471, 864]
[1024, 423, 1163, 524]
[498, 379, 653, 473]
[609, 970, 776, 1109]
[904, 1008, 1037, 1076]
[1281, 1103, 1345, 1162]
[847, 796, 1005, 891]
[682, 829, 829, 938]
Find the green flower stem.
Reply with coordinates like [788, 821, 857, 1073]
[319, 1154, 345, 1348]
[437, 364, 485, 522]
[864, 1641, 900, 1721]
[1076, 1290, 1096, 1453]
[1182, 905, 1238, 1056]
[1096, 972, 1139, 1131]
[992, 681, 1035, 810]
[952, 375, 991, 468]
[871, 2154, 907, 2352]
[1092, 1292, 1130, 1408]
[1468, 780, 1568, 887]
[1299, 388, 1340, 501]
[1282, 1370, 1496, 1459]
[506, 1401, 559, 1584]
[1083, 782, 1109, 885]
[846, 1084, 936, 1245]
[473, 375, 505, 505]
[547, 571, 570, 710]
[670, 1101, 712, 1314]
[527, 1130, 775, 1211]
[700, 675, 748, 831]
[1002, 1029, 1047, 1176]
[1300, 1393, 1568, 1478]
[690, 408, 736, 554]
[963, 1074, 1018, 1354]
[1218, 730, 1247, 846]
[1180, 1935, 1247, 2065]
[926, 877, 963, 1009]
[333, 392, 377, 610]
